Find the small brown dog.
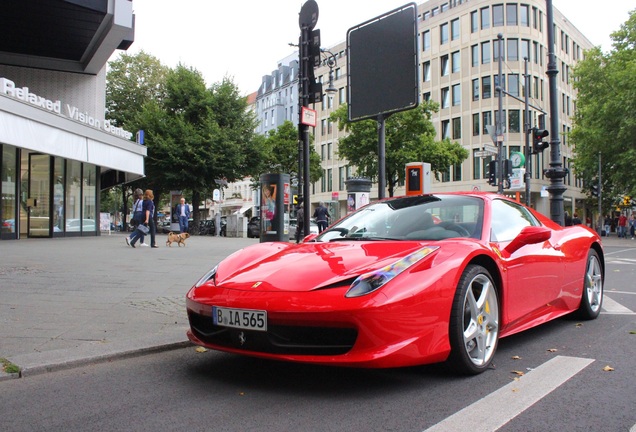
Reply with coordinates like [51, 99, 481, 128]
[166, 232, 190, 247]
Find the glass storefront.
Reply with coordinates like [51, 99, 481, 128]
[1, 145, 17, 239]
[0, 144, 99, 239]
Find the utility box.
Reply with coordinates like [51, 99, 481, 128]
[405, 162, 431, 195]
[345, 177, 372, 214]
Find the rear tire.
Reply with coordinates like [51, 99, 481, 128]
[448, 264, 499, 375]
[574, 249, 603, 320]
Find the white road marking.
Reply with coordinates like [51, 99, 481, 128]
[423, 356, 594, 432]
[601, 295, 634, 315]
[630, 423, 636, 432]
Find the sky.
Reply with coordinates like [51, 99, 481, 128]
[121, 0, 635, 95]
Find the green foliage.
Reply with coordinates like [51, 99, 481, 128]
[571, 10, 636, 209]
[259, 121, 322, 184]
[330, 101, 468, 196]
[106, 51, 168, 128]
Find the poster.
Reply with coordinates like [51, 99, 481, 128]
[261, 183, 277, 233]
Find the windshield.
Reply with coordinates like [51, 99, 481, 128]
[316, 195, 484, 242]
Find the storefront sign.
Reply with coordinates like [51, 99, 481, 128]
[0, 77, 133, 140]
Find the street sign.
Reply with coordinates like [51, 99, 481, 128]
[475, 150, 496, 157]
[483, 144, 498, 153]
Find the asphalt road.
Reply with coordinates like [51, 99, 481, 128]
[1, 243, 634, 432]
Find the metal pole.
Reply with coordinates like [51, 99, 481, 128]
[545, 0, 567, 225]
[299, 25, 311, 232]
[496, 34, 504, 195]
[523, 57, 531, 206]
[377, 115, 386, 199]
[598, 152, 602, 233]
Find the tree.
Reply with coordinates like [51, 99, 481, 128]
[259, 120, 322, 184]
[133, 66, 262, 227]
[330, 101, 469, 196]
[106, 51, 168, 228]
[571, 10, 636, 209]
[106, 50, 168, 128]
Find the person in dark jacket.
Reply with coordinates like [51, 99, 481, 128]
[313, 201, 329, 233]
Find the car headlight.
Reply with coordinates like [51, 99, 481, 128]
[195, 265, 218, 287]
[345, 246, 439, 298]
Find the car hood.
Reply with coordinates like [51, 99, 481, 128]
[214, 241, 435, 292]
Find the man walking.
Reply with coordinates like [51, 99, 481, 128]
[313, 201, 330, 233]
[176, 197, 191, 234]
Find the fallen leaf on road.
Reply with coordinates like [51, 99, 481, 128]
[547, 348, 558, 352]
[511, 370, 525, 376]
[602, 365, 615, 372]
[511, 355, 521, 360]
[195, 347, 208, 353]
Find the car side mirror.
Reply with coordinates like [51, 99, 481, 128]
[502, 226, 552, 256]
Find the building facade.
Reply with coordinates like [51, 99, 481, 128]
[307, 0, 593, 220]
[0, 0, 140, 240]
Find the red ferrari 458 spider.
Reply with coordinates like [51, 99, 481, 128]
[186, 192, 604, 374]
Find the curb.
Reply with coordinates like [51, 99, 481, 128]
[1, 331, 192, 381]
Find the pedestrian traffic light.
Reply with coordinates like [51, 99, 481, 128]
[532, 128, 550, 153]
[488, 160, 498, 186]
[590, 182, 599, 197]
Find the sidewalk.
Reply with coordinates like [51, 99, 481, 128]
[0, 232, 257, 380]
[1, 231, 633, 381]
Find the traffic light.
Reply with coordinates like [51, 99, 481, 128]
[590, 183, 599, 197]
[532, 128, 550, 153]
[488, 160, 498, 186]
[304, 29, 322, 104]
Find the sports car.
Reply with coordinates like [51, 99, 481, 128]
[186, 192, 604, 374]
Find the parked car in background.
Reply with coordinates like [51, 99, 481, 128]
[247, 216, 260, 238]
[289, 218, 319, 239]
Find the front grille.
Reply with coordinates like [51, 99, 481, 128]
[188, 310, 357, 356]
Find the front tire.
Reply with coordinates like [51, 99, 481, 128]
[448, 264, 499, 375]
[574, 249, 603, 320]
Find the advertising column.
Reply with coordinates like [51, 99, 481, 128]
[259, 173, 290, 242]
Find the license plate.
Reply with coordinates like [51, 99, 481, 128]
[213, 306, 267, 331]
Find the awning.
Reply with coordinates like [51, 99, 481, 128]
[233, 204, 252, 215]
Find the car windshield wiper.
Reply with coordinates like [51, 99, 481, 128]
[329, 236, 400, 242]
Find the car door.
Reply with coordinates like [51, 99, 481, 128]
[489, 199, 564, 330]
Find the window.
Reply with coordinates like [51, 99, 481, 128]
[493, 4, 504, 27]
[471, 45, 479, 67]
[452, 117, 462, 139]
[327, 168, 333, 192]
[471, 11, 478, 32]
[451, 18, 460, 40]
[441, 55, 449, 76]
[321, 119, 327, 136]
[508, 74, 519, 96]
[521, 39, 530, 61]
[506, 4, 518, 25]
[507, 38, 518, 61]
[472, 79, 480, 100]
[472, 113, 480, 136]
[481, 7, 490, 29]
[441, 87, 450, 108]
[451, 51, 460, 73]
[520, 4, 529, 26]
[482, 111, 492, 134]
[533, 41, 539, 64]
[441, 120, 450, 139]
[422, 30, 431, 51]
[482, 76, 492, 99]
[423, 61, 431, 82]
[440, 23, 449, 44]
[493, 38, 503, 61]
[473, 149, 482, 179]
[491, 199, 538, 242]
[481, 41, 491, 64]
[423, 91, 431, 101]
[508, 109, 521, 133]
[453, 163, 462, 181]
[452, 84, 461, 106]
[339, 87, 346, 104]
[327, 142, 332, 159]
[321, 144, 326, 160]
